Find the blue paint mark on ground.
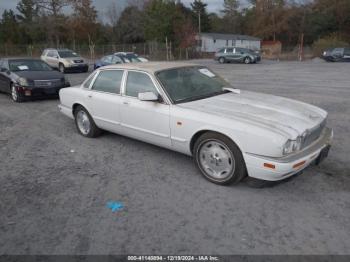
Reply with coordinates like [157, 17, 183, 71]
[107, 201, 124, 213]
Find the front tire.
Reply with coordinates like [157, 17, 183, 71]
[194, 132, 246, 185]
[74, 106, 101, 138]
[11, 84, 24, 103]
[244, 57, 252, 64]
[218, 57, 226, 64]
[59, 63, 65, 73]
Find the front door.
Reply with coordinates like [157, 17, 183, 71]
[85, 69, 124, 133]
[120, 71, 171, 148]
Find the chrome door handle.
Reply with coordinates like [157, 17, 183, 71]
[88, 95, 92, 98]
[123, 101, 129, 105]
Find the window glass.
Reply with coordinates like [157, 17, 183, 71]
[332, 48, 344, 55]
[226, 48, 233, 53]
[344, 48, 350, 56]
[111, 55, 123, 64]
[83, 72, 97, 89]
[102, 56, 112, 63]
[9, 60, 52, 71]
[157, 67, 229, 104]
[58, 50, 78, 58]
[92, 70, 123, 94]
[125, 72, 157, 97]
[47, 51, 57, 57]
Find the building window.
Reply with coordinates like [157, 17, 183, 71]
[226, 40, 228, 46]
[213, 39, 216, 43]
[232, 40, 236, 46]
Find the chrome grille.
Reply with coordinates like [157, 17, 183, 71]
[302, 119, 326, 149]
[34, 79, 62, 87]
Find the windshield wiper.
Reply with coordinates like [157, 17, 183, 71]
[175, 90, 229, 104]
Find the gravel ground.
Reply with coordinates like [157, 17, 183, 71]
[0, 59, 349, 255]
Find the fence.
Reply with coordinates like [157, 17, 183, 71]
[0, 42, 204, 61]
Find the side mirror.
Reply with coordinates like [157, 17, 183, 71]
[138, 92, 159, 102]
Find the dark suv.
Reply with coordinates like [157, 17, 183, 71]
[322, 47, 350, 62]
[215, 47, 261, 64]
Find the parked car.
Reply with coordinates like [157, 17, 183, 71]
[94, 54, 124, 70]
[41, 48, 89, 73]
[0, 58, 70, 102]
[115, 52, 148, 63]
[215, 47, 261, 64]
[59, 62, 332, 186]
[322, 47, 350, 62]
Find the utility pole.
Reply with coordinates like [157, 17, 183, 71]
[198, 10, 201, 35]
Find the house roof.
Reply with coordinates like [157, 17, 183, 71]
[199, 33, 261, 41]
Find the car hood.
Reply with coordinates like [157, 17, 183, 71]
[178, 91, 327, 139]
[15, 70, 64, 81]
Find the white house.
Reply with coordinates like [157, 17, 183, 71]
[196, 33, 261, 52]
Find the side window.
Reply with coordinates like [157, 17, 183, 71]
[125, 71, 157, 98]
[47, 51, 57, 57]
[226, 48, 233, 53]
[83, 72, 97, 89]
[344, 48, 350, 56]
[102, 56, 112, 63]
[112, 56, 123, 64]
[332, 48, 343, 55]
[92, 70, 123, 94]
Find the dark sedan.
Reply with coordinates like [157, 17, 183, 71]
[0, 58, 70, 102]
[322, 47, 350, 62]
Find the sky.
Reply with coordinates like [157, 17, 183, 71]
[0, 0, 250, 18]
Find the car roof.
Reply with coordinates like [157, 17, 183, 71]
[101, 62, 200, 74]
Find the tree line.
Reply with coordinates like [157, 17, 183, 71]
[0, 0, 349, 51]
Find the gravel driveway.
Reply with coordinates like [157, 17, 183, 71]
[0, 59, 349, 255]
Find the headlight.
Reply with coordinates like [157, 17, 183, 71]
[283, 137, 302, 155]
[18, 77, 29, 87]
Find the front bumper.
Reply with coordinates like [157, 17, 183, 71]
[16, 85, 68, 99]
[244, 127, 333, 181]
[65, 63, 89, 72]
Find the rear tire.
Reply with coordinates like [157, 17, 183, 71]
[74, 105, 101, 138]
[194, 132, 246, 185]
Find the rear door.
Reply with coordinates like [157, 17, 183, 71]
[85, 69, 124, 133]
[225, 48, 234, 61]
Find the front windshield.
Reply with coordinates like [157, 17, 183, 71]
[58, 50, 79, 58]
[9, 60, 52, 72]
[156, 66, 231, 104]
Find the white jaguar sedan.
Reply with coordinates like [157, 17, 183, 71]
[58, 62, 333, 185]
